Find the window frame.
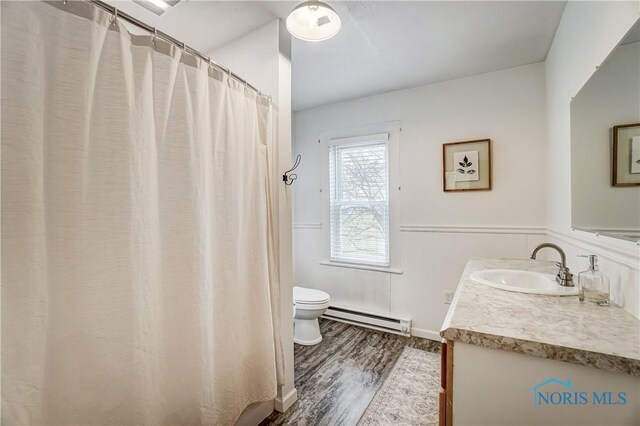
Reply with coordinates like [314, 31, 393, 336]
[319, 122, 402, 274]
[329, 135, 390, 267]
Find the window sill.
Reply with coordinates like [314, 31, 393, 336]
[319, 260, 403, 274]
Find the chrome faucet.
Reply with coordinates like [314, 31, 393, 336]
[529, 243, 574, 287]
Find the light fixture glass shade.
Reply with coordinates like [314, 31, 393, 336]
[286, 1, 341, 42]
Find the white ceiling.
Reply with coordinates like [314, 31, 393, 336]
[105, 1, 566, 111]
[104, 0, 284, 52]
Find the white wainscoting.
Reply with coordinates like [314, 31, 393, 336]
[549, 229, 640, 271]
[294, 223, 550, 340]
[548, 228, 640, 319]
[294, 223, 640, 330]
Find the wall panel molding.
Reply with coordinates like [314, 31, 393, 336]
[548, 228, 640, 271]
[293, 222, 322, 229]
[399, 225, 547, 235]
[295, 224, 639, 269]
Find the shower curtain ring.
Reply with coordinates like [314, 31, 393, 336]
[112, 8, 118, 25]
[152, 28, 157, 45]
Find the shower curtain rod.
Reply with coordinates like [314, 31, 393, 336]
[86, 0, 267, 99]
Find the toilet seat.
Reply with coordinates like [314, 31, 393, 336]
[293, 286, 330, 305]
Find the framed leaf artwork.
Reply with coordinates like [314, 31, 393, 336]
[612, 123, 640, 186]
[442, 139, 492, 192]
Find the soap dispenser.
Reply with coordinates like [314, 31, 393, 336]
[577, 255, 609, 306]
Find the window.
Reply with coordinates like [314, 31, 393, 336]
[329, 135, 389, 266]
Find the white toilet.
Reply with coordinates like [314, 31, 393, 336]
[293, 286, 330, 345]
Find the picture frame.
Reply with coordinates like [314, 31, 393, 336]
[612, 123, 640, 187]
[442, 139, 492, 192]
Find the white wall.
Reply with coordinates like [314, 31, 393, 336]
[571, 41, 640, 232]
[293, 63, 549, 339]
[209, 20, 280, 103]
[209, 20, 297, 424]
[545, 2, 640, 318]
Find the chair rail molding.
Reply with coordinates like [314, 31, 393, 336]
[293, 222, 322, 229]
[399, 225, 547, 235]
[548, 228, 640, 271]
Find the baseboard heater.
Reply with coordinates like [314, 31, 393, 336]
[322, 305, 411, 336]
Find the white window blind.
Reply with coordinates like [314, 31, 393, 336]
[329, 137, 389, 266]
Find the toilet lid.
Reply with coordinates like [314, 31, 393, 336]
[293, 286, 330, 304]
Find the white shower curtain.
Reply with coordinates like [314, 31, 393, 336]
[1, 1, 283, 425]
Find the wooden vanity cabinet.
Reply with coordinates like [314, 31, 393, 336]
[439, 340, 453, 426]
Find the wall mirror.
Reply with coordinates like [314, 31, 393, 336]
[571, 19, 640, 243]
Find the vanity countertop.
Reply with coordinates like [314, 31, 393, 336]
[440, 258, 640, 376]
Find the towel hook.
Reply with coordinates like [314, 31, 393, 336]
[283, 154, 301, 186]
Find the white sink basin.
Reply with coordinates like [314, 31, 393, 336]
[469, 269, 579, 296]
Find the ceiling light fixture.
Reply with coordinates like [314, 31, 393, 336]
[286, 1, 341, 42]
